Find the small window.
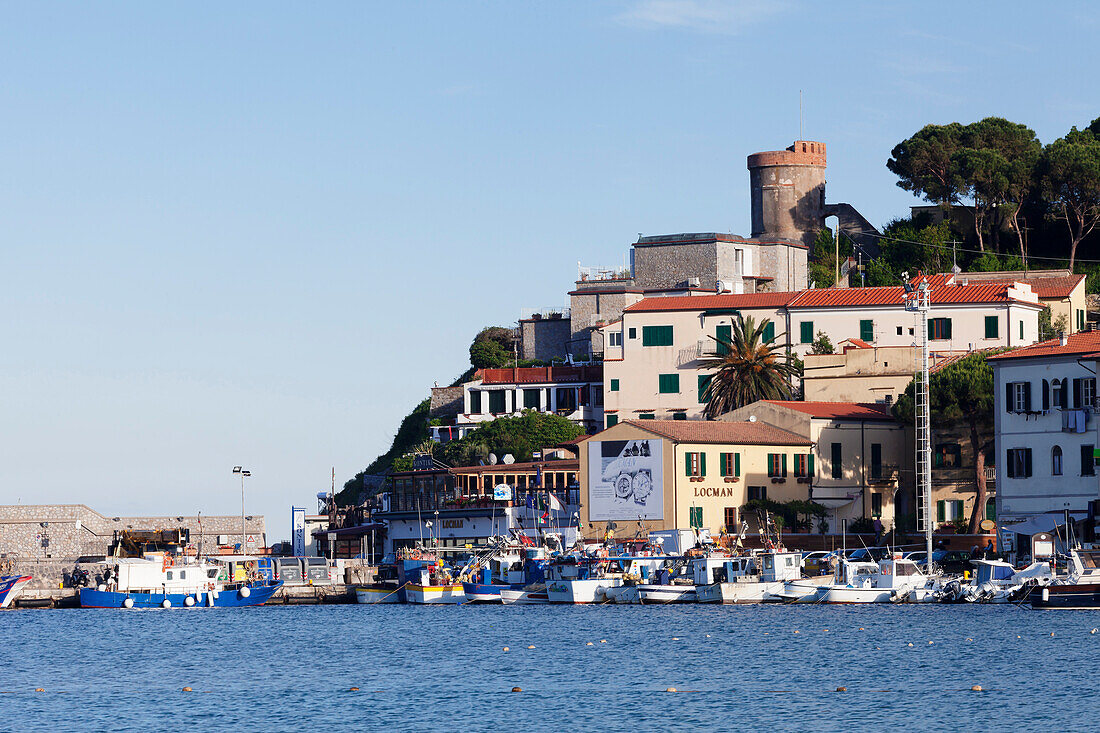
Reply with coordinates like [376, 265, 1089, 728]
[469, 391, 482, 413]
[933, 443, 962, 468]
[1081, 445, 1095, 476]
[767, 453, 788, 477]
[896, 325, 903, 336]
[672, 412, 687, 420]
[179, 570, 187, 580]
[606, 414, 618, 428]
[638, 413, 655, 420]
[658, 374, 680, 394]
[908, 327, 914, 336]
[748, 486, 768, 502]
[860, 319, 874, 343]
[871, 443, 883, 478]
[609, 379, 619, 392]
[685, 452, 706, 477]
[1052, 445, 1063, 476]
[719, 452, 740, 477]
[698, 374, 713, 403]
[724, 507, 737, 531]
[831, 442, 842, 479]
[1020, 321, 1024, 340]
[608, 331, 623, 347]
[1006, 447, 1032, 478]
[794, 453, 813, 478]
[762, 321, 775, 343]
[166, 571, 173, 580]
[871, 492, 882, 518]
[642, 325, 674, 346]
[800, 321, 813, 344]
[628, 328, 637, 339]
[985, 315, 999, 339]
[929, 318, 952, 340]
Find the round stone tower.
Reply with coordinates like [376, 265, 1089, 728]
[747, 140, 827, 248]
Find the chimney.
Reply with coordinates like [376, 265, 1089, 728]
[1060, 333, 1069, 346]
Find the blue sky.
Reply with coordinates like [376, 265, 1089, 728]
[1, 2, 1097, 541]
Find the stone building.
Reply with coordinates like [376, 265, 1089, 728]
[0, 504, 266, 560]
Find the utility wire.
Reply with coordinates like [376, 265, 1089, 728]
[851, 228, 1100, 266]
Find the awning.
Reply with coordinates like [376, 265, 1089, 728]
[999, 511, 1088, 537]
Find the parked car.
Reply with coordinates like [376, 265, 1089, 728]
[847, 547, 890, 563]
[801, 551, 832, 575]
[937, 550, 974, 574]
[903, 550, 946, 566]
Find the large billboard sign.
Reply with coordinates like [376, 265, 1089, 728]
[587, 439, 663, 521]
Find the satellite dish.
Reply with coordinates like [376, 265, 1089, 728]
[502, 454, 515, 465]
[488, 453, 498, 465]
[748, 415, 757, 423]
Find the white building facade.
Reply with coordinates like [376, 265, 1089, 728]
[989, 332, 1100, 549]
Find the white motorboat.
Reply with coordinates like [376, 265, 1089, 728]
[820, 556, 932, 604]
[695, 552, 803, 604]
[545, 577, 622, 604]
[940, 559, 1053, 603]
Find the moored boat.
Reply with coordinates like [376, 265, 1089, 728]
[1029, 548, 1100, 609]
[355, 584, 403, 604]
[0, 575, 33, 608]
[819, 555, 932, 604]
[696, 552, 803, 604]
[500, 583, 549, 604]
[78, 556, 281, 609]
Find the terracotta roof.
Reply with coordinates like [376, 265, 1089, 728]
[840, 338, 872, 349]
[949, 271, 1085, 299]
[788, 280, 1037, 308]
[761, 401, 896, 421]
[928, 348, 1000, 373]
[987, 331, 1100, 361]
[624, 280, 1039, 315]
[624, 292, 799, 313]
[621, 419, 810, 446]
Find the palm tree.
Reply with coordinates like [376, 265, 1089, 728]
[697, 315, 799, 418]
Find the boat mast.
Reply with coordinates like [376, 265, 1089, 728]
[906, 277, 933, 573]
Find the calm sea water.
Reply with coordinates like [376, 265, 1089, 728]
[1, 603, 1097, 732]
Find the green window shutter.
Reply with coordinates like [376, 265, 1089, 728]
[639, 413, 655, 420]
[672, 412, 687, 420]
[763, 321, 775, 343]
[781, 453, 788, 477]
[685, 453, 692, 477]
[606, 414, 618, 428]
[524, 389, 540, 409]
[717, 324, 732, 355]
[1020, 320, 1024, 340]
[808, 453, 814, 477]
[831, 442, 842, 478]
[800, 321, 813, 344]
[609, 379, 619, 392]
[859, 319, 873, 342]
[700, 452, 707, 477]
[719, 453, 727, 477]
[985, 497, 996, 521]
[937, 500, 945, 523]
[945, 318, 953, 339]
[954, 500, 964, 519]
[734, 452, 741, 477]
[985, 315, 998, 339]
[658, 374, 679, 394]
[642, 325, 673, 346]
[698, 374, 712, 403]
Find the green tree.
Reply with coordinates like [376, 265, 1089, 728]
[954, 118, 1041, 255]
[808, 228, 851, 288]
[893, 351, 1001, 534]
[438, 410, 583, 467]
[469, 326, 517, 369]
[1038, 125, 1100, 271]
[810, 331, 834, 355]
[887, 122, 965, 205]
[698, 316, 799, 418]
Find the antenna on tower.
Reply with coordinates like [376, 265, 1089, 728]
[799, 89, 804, 140]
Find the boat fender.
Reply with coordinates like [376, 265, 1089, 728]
[1042, 588, 1049, 602]
[122, 597, 134, 609]
[161, 599, 172, 609]
[238, 586, 251, 599]
[184, 595, 195, 607]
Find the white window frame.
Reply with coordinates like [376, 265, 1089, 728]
[1011, 382, 1027, 412]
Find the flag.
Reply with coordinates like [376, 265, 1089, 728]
[525, 494, 533, 510]
[548, 492, 563, 512]
[534, 466, 542, 487]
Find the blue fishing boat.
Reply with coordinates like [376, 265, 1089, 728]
[0, 575, 32, 608]
[78, 556, 281, 609]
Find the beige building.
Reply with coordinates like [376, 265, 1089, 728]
[720, 401, 911, 529]
[601, 275, 1043, 425]
[578, 420, 811, 539]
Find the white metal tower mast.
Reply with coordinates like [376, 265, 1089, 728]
[905, 278, 933, 571]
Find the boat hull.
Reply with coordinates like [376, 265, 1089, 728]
[79, 581, 281, 609]
[1030, 584, 1100, 609]
[0, 575, 32, 609]
[405, 584, 466, 604]
[462, 582, 513, 603]
[355, 586, 403, 604]
[697, 580, 789, 604]
[637, 585, 696, 604]
[500, 587, 548, 605]
[546, 578, 622, 604]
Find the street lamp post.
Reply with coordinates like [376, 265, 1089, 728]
[233, 466, 251, 554]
